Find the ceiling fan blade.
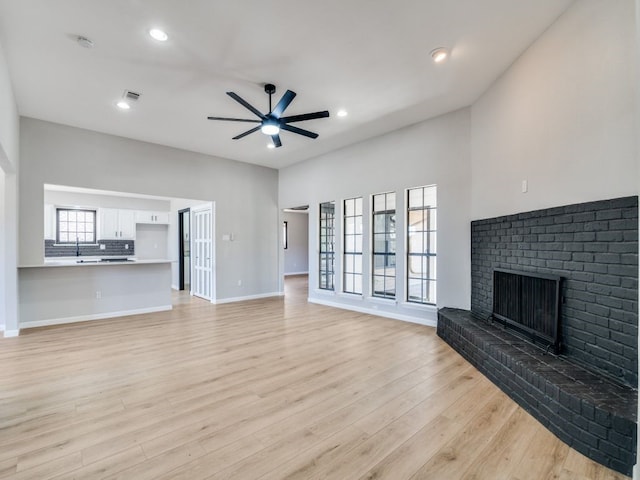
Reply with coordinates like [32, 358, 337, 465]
[280, 111, 330, 123]
[271, 90, 296, 118]
[227, 92, 266, 119]
[232, 125, 261, 140]
[207, 116, 261, 123]
[271, 134, 282, 148]
[280, 123, 319, 139]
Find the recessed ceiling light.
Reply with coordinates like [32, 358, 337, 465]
[337, 110, 348, 117]
[149, 28, 168, 42]
[116, 101, 130, 110]
[430, 47, 449, 63]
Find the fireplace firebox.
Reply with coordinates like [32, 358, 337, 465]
[492, 268, 562, 354]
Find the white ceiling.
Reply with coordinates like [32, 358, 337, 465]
[0, 0, 573, 169]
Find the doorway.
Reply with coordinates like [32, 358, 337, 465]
[282, 206, 310, 296]
[178, 208, 190, 291]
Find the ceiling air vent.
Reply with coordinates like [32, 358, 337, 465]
[123, 90, 141, 102]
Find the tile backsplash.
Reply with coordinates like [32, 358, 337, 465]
[45, 239, 135, 257]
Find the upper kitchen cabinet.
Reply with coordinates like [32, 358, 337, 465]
[99, 208, 136, 240]
[136, 211, 170, 225]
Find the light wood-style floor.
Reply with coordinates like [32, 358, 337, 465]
[0, 275, 630, 479]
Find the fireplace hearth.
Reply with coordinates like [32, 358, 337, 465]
[437, 308, 636, 476]
[439, 196, 638, 476]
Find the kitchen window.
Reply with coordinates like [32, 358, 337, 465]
[57, 208, 96, 244]
[407, 185, 437, 304]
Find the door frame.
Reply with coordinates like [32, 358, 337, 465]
[178, 208, 190, 291]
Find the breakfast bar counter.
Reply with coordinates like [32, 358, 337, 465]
[18, 259, 173, 330]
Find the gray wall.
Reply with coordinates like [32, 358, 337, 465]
[283, 211, 309, 275]
[19, 117, 280, 301]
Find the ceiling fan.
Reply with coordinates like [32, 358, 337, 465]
[207, 84, 330, 148]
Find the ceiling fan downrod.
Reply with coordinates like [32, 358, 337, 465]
[265, 83, 276, 114]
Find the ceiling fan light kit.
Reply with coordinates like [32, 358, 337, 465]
[207, 83, 330, 148]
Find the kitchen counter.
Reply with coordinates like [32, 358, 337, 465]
[19, 258, 173, 268]
[18, 259, 173, 331]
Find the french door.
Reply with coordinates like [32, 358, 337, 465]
[191, 206, 213, 300]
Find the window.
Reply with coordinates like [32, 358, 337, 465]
[56, 208, 96, 244]
[372, 192, 396, 299]
[283, 221, 288, 249]
[319, 202, 335, 290]
[343, 197, 363, 294]
[407, 185, 437, 304]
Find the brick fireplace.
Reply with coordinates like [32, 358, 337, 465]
[438, 196, 638, 475]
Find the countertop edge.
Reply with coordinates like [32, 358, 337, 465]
[19, 259, 174, 268]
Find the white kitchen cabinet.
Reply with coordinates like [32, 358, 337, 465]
[135, 210, 170, 225]
[44, 204, 55, 240]
[99, 208, 136, 240]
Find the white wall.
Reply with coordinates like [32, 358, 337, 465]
[44, 189, 170, 211]
[471, 0, 638, 220]
[19, 118, 280, 303]
[136, 224, 169, 260]
[283, 211, 309, 275]
[0, 38, 19, 335]
[279, 108, 471, 324]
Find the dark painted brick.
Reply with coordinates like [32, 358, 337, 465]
[608, 265, 638, 278]
[596, 210, 622, 221]
[594, 253, 621, 264]
[594, 274, 621, 287]
[596, 231, 624, 242]
[610, 219, 637, 230]
[584, 221, 610, 232]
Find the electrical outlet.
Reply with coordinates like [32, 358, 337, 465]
[95, 291, 101, 299]
[99, 244, 105, 250]
[125, 244, 129, 250]
[238, 280, 242, 287]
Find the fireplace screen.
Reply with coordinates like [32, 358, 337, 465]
[492, 269, 562, 353]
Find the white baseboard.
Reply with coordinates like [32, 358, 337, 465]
[308, 297, 437, 327]
[3, 329, 20, 338]
[284, 271, 309, 276]
[214, 292, 283, 305]
[20, 305, 173, 330]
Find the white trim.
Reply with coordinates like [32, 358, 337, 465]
[4, 329, 21, 337]
[284, 271, 309, 276]
[19, 305, 173, 330]
[214, 292, 283, 304]
[308, 297, 437, 327]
